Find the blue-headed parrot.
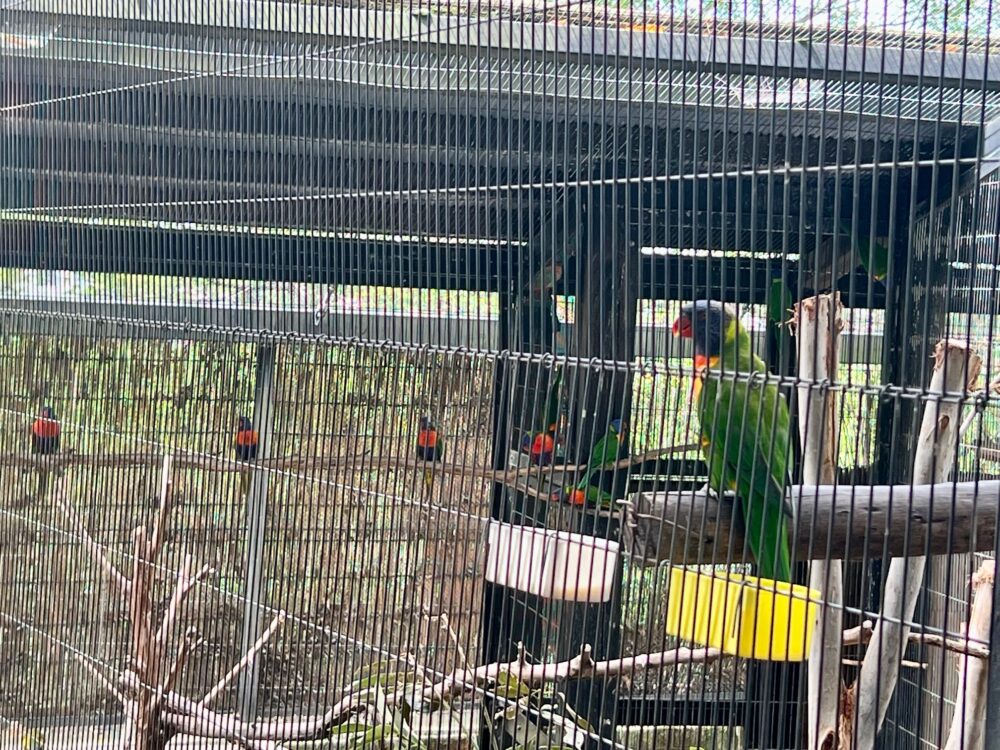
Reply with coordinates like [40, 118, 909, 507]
[672, 300, 793, 582]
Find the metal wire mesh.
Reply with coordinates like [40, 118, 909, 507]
[2, 0, 1000, 749]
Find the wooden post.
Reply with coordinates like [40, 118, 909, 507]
[237, 343, 276, 720]
[853, 340, 982, 750]
[792, 293, 846, 750]
[562, 185, 637, 742]
[942, 560, 994, 750]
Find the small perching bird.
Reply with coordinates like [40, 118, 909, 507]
[29, 405, 60, 500]
[31, 406, 60, 455]
[561, 418, 626, 509]
[416, 416, 443, 493]
[672, 299, 794, 582]
[235, 415, 259, 495]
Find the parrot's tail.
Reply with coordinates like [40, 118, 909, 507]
[240, 470, 251, 496]
[37, 470, 50, 500]
[757, 520, 793, 583]
[423, 468, 434, 494]
[745, 498, 793, 583]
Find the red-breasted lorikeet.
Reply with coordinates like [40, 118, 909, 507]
[416, 416, 443, 492]
[235, 415, 259, 495]
[31, 406, 60, 455]
[30, 405, 60, 499]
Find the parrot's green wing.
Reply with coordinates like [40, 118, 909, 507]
[538, 369, 562, 433]
[839, 220, 889, 282]
[575, 426, 621, 490]
[698, 372, 793, 582]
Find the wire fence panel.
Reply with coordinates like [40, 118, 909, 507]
[2, 1, 1000, 749]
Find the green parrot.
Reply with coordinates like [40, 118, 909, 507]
[841, 219, 889, 283]
[537, 368, 562, 435]
[672, 300, 793, 582]
[799, 220, 889, 292]
[579, 419, 625, 479]
[555, 482, 614, 510]
[767, 274, 794, 366]
[576, 418, 626, 496]
[550, 419, 625, 510]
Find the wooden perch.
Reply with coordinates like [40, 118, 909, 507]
[0, 444, 695, 482]
[943, 559, 995, 750]
[843, 620, 990, 660]
[792, 293, 845, 750]
[199, 612, 287, 709]
[325, 643, 723, 725]
[425, 643, 722, 700]
[623, 478, 998, 565]
[854, 339, 982, 750]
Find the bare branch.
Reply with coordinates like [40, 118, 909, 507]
[161, 627, 204, 696]
[155, 558, 213, 646]
[74, 655, 131, 713]
[843, 620, 990, 660]
[944, 560, 995, 750]
[121, 671, 273, 749]
[842, 657, 926, 670]
[423, 644, 722, 702]
[54, 481, 131, 595]
[199, 611, 287, 709]
[148, 454, 174, 559]
[626, 479, 1000, 563]
[0, 444, 696, 482]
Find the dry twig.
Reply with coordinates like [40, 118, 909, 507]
[54, 479, 131, 595]
[199, 612, 287, 710]
[843, 620, 990, 660]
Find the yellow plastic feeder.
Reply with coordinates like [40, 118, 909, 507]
[665, 566, 821, 662]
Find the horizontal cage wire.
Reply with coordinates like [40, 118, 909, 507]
[2, 1, 1000, 750]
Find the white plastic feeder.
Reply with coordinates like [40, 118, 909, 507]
[485, 521, 620, 603]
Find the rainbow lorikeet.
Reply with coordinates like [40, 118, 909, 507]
[416, 416, 443, 493]
[30, 405, 60, 499]
[521, 369, 564, 467]
[672, 300, 793, 582]
[31, 406, 60, 455]
[555, 419, 626, 509]
[235, 415, 259, 495]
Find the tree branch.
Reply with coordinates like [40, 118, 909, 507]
[943, 560, 994, 750]
[624, 478, 999, 564]
[54, 480, 131, 595]
[422, 643, 722, 702]
[843, 620, 990, 660]
[148, 454, 174, 560]
[0, 444, 696, 480]
[155, 557, 213, 646]
[199, 612, 287, 709]
[161, 628, 204, 696]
